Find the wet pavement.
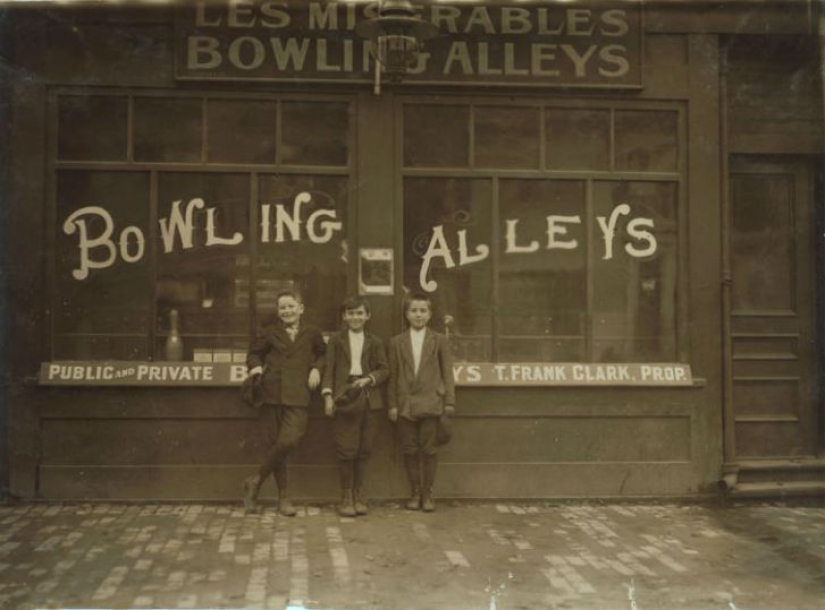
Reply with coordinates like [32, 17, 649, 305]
[0, 499, 824, 610]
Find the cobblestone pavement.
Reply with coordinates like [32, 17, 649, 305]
[0, 500, 824, 610]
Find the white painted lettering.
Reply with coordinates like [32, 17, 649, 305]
[560, 44, 597, 77]
[206, 208, 244, 247]
[531, 44, 560, 77]
[601, 10, 629, 36]
[228, 1, 256, 28]
[260, 2, 290, 28]
[269, 37, 310, 70]
[274, 193, 307, 243]
[625, 217, 657, 257]
[309, 2, 337, 30]
[62, 206, 118, 280]
[505, 219, 539, 254]
[596, 203, 630, 260]
[457, 230, 490, 265]
[187, 36, 222, 69]
[118, 226, 145, 263]
[307, 209, 342, 243]
[159, 199, 202, 253]
[419, 226, 456, 292]
[546, 215, 581, 249]
[502, 7, 532, 34]
[443, 42, 473, 75]
[464, 6, 495, 34]
[599, 45, 630, 77]
[228, 36, 265, 70]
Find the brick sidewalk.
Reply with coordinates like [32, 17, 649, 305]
[1, 501, 824, 609]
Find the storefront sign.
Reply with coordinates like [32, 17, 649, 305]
[175, 1, 643, 88]
[61, 194, 656, 283]
[40, 361, 692, 387]
[62, 192, 341, 281]
[451, 363, 692, 386]
[417, 203, 656, 292]
[40, 362, 249, 386]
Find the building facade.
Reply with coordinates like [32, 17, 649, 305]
[1, 0, 823, 501]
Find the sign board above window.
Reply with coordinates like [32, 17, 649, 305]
[175, 1, 643, 89]
[39, 361, 692, 387]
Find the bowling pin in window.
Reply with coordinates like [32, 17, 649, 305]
[165, 308, 184, 361]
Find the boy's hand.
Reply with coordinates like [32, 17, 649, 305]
[307, 368, 320, 389]
[352, 377, 372, 388]
[388, 407, 398, 422]
[323, 395, 335, 418]
[444, 405, 455, 416]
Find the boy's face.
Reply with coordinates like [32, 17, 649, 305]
[406, 300, 432, 330]
[277, 296, 304, 326]
[342, 305, 370, 332]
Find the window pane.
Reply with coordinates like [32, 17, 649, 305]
[475, 106, 539, 169]
[134, 98, 202, 162]
[403, 104, 469, 168]
[257, 175, 349, 331]
[281, 102, 349, 166]
[592, 181, 678, 361]
[207, 100, 277, 164]
[58, 95, 127, 161]
[731, 174, 794, 311]
[615, 110, 678, 172]
[156, 173, 250, 359]
[55, 171, 151, 360]
[498, 179, 587, 361]
[546, 108, 609, 171]
[403, 178, 492, 362]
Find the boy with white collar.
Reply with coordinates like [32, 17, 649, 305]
[321, 296, 389, 517]
[387, 292, 456, 512]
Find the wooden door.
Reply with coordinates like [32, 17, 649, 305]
[728, 158, 820, 459]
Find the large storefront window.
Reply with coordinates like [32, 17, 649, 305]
[402, 100, 683, 363]
[52, 91, 351, 362]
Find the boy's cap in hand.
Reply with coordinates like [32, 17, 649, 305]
[334, 384, 364, 407]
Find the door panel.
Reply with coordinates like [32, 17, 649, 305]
[729, 159, 818, 458]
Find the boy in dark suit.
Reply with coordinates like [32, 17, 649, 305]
[244, 290, 326, 516]
[321, 296, 389, 517]
[387, 292, 455, 512]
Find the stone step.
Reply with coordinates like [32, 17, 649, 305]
[730, 481, 825, 499]
[735, 458, 825, 484]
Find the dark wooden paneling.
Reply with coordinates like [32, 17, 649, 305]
[733, 335, 799, 360]
[12, 14, 174, 88]
[41, 414, 690, 466]
[735, 421, 815, 458]
[39, 462, 695, 501]
[733, 378, 800, 418]
[727, 36, 823, 154]
[733, 360, 803, 378]
[647, 3, 814, 36]
[443, 417, 690, 463]
[643, 35, 689, 98]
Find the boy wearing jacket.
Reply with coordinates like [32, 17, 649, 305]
[387, 292, 455, 512]
[321, 296, 389, 517]
[244, 290, 326, 516]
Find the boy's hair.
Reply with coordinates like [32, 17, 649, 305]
[340, 295, 370, 315]
[404, 291, 432, 313]
[276, 290, 303, 305]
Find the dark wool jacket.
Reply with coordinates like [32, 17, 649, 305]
[321, 330, 389, 410]
[387, 328, 455, 421]
[247, 321, 326, 407]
